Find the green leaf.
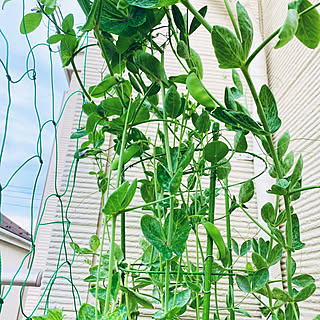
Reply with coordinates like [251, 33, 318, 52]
[239, 180, 254, 204]
[293, 274, 315, 287]
[285, 303, 299, 320]
[126, 0, 158, 7]
[122, 178, 137, 209]
[270, 227, 286, 247]
[313, 315, 320, 320]
[168, 168, 183, 195]
[290, 214, 305, 250]
[229, 111, 266, 134]
[216, 158, 231, 180]
[268, 179, 289, 195]
[47, 34, 64, 44]
[259, 85, 281, 133]
[277, 130, 290, 159]
[275, 9, 299, 49]
[231, 238, 239, 255]
[60, 33, 78, 66]
[294, 0, 320, 49]
[203, 141, 229, 164]
[236, 1, 253, 59]
[89, 76, 118, 98]
[202, 220, 227, 260]
[157, 163, 171, 191]
[165, 210, 191, 257]
[40, 0, 56, 7]
[290, 155, 303, 189]
[211, 25, 244, 68]
[133, 50, 168, 85]
[189, 6, 208, 35]
[129, 290, 154, 309]
[236, 274, 251, 293]
[62, 14, 74, 32]
[102, 181, 129, 216]
[168, 289, 191, 309]
[252, 268, 269, 292]
[78, 304, 101, 320]
[179, 144, 194, 170]
[70, 128, 88, 139]
[33, 307, 65, 320]
[234, 131, 248, 152]
[89, 235, 100, 252]
[267, 244, 283, 266]
[261, 202, 276, 224]
[20, 12, 42, 34]
[232, 69, 243, 94]
[195, 110, 210, 133]
[234, 307, 252, 318]
[169, 74, 188, 84]
[141, 215, 172, 260]
[240, 239, 252, 256]
[294, 283, 316, 302]
[252, 252, 268, 269]
[273, 287, 292, 302]
[100, 97, 123, 116]
[172, 5, 185, 33]
[81, 0, 101, 31]
[164, 85, 181, 118]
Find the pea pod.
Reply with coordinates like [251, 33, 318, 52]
[202, 220, 226, 260]
[186, 72, 216, 109]
[186, 48, 203, 79]
[177, 40, 189, 59]
[110, 144, 140, 171]
[164, 85, 181, 118]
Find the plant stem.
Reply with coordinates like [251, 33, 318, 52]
[70, 58, 93, 102]
[240, 66, 294, 297]
[203, 168, 217, 320]
[288, 184, 320, 195]
[104, 214, 117, 314]
[223, 0, 241, 41]
[225, 177, 235, 320]
[181, 0, 212, 33]
[245, 29, 280, 67]
[103, 99, 132, 314]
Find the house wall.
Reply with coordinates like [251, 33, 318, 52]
[0, 229, 30, 320]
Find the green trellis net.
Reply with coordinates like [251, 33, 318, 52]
[0, 3, 88, 318]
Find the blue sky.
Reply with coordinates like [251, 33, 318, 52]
[0, 0, 84, 231]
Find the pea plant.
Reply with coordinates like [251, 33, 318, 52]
[14, 0, 320, 319]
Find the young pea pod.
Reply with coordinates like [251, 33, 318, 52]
[110, 144, 140, 171]
[202, 219, 226, 260]
[186, 72, 216, 110]
[164, 85, 181, 118]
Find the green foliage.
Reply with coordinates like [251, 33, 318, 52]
[211, 25, 244, 68]
[33, 308, 65, 320]
[275, 9, 299, 48]
[20, 12, 42, 34]
[10, 0, 319, 319]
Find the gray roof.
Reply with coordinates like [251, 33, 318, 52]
[1, 213, 31, 242]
